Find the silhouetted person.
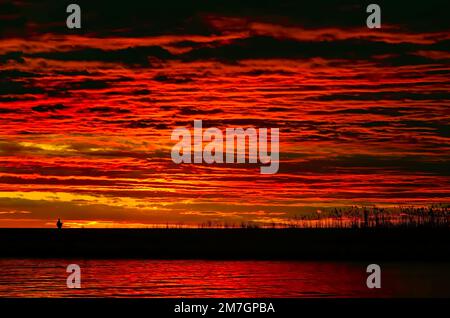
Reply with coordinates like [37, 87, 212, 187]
[56, 218, 63, 230]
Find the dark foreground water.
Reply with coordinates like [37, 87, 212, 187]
[0, 259, 449, 297]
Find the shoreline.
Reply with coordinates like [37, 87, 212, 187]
[1, 228, 449, 260]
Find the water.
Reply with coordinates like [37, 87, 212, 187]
[0, 259, 449, 298]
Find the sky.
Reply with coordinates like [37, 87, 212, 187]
[0, 0, 449, 227]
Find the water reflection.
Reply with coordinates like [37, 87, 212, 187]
[0, 259, 448, 297]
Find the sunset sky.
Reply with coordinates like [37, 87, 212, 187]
[0, 0, 449, 227]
